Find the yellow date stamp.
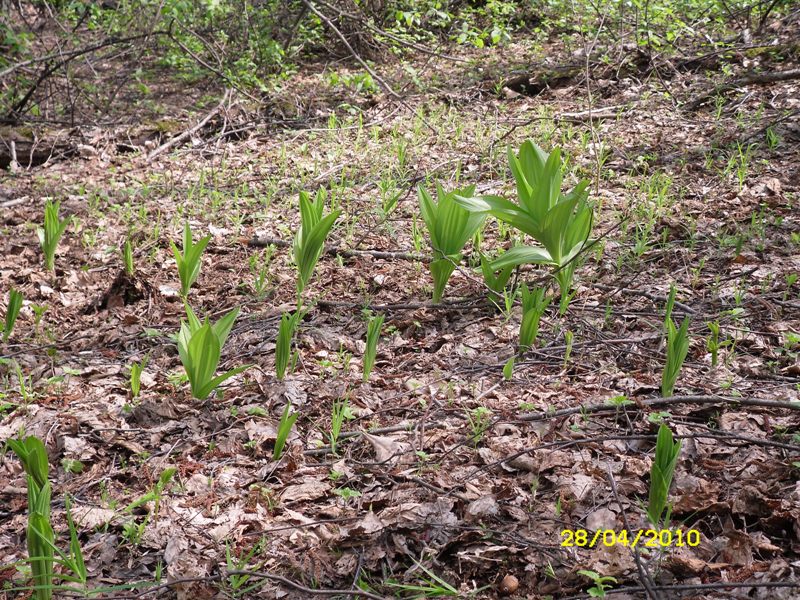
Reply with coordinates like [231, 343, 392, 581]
[561, 529, 701, 549]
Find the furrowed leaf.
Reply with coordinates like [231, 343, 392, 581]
[489, 246, 553, 271]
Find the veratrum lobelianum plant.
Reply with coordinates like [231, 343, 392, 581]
[38, 200, 71, 272]
[294, 189, 340, 300]
[171, 222, 211, 297]
[418, 183, 486, 303]
[3, 287, 23, 343]
[647, 424, 681, 526]
[177, 303, 251, 399]
[455, 141, 593, 311]
[661, 285, 691, 397]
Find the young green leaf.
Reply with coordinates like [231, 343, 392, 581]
[363, 313, 384, 381]
[273, 402, 299, 461]
[3, 287, 23, 343]
[170, 222, 211, 297]
[647, 424, 681, 526]
[38, 200, 71, 272]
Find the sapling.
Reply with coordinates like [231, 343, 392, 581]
[3, 288, 23, 342]
[170, 222, 210, 297]
[418, 183, 486, 302]
[38, 200, 71, 272]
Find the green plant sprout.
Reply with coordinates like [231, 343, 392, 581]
[273, 402, 299, 461]
[3, 288, 23, 342]
[706, 320, 720, 367]
[467, 406, 492, 445]
[519, 284, 550, 351]
[170, 222, 210, 297]
[577, 569, 617, 598]
[123, 239, 135, 276]
[329, 396, 354, 456]
[564, 330, 574, 367]
[662, 285, 690, 397]
[455, 141, 593, 313]
[275, 309, 304, 380]
[418, 183, 486, 302]
[177, 304, 250, 400]
[647, 424, 681, 526]
[362, 313, 384, 381]
[129, 359, 144, 398]
[38, 200, 71, 272]
[385, 559, 460, 597]
[293, 188, 340, 300]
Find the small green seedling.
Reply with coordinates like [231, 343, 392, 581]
[123, 239, 135, 276]
[129, 360, 144, 398]
[329, 397, 354, 456]
[275, 309, 304, 380]
[293, 189, 340, 300]
[273, 402, 299, 461]
[362, 313, 384, 381]
[519, 284, 550, 350]
[577, 570, 617, 598]
[170, 222, 211, 297]
[418, 183, 486, 302]
[706, 320, 720, 367]
[3, 288, 23, 342]
[38, 200, 71, 272]
[177, 304, 250, 399]
[480, 254, 514, 298]
[647, 424, 681, 526]
[385, 559, 460, 597]
[662, 286, 690, 397]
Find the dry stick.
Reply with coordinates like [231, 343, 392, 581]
[518, 394, 800, 422]
[248, 235, 429, 262]
[606, 464, 662, 600]
[146, 90, 230, 161]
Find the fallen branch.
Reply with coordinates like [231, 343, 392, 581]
[146, 90, 231, 161]
[685, 67, 800, 110]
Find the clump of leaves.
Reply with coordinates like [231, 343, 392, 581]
[3, 288, 23, 342]
[362, 312, 384, 381]
[38, 200, 71, 272]
[418, 183, 486, 303]
[662, 285, 690, 397]
[577, 569, 617, 598]
[294, 189, 340, 300]
[171, 222, 210, 297]
[177, 304, 250, 400]
[455, 141, 592, 313]
[647, 424, 681, 526]
[480, 254, 514, 298]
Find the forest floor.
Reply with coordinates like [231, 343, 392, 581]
[2, 11, 800, 600]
